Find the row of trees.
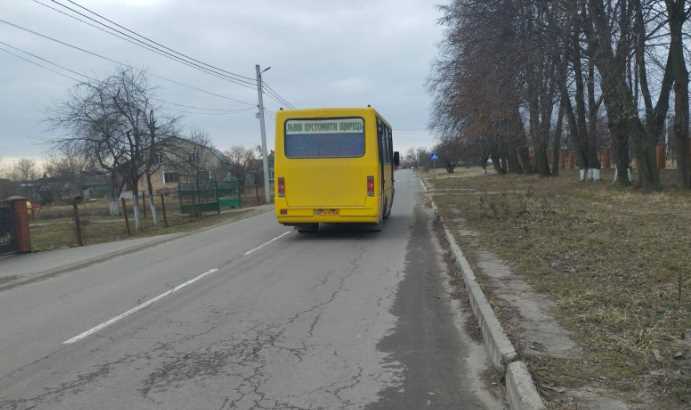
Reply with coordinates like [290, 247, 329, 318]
[429, 0, 690, 189]
[0, 158, 41, 182]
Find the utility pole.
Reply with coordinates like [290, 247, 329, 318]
[255, 64, 272, 204]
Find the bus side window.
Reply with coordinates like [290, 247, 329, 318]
[387, 128, 392, 164]
[377, 119, 385, 163]
[388, 127, 394, 163]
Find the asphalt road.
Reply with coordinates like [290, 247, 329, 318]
[0, 170, 501, 410]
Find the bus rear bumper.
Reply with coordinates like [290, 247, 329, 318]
[275, 207, 380, 225]
[278, 216, 380, 225]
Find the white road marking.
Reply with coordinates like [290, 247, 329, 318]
[64, 231, 293, 344]
[63, 268, 219, 344]
[243, 231, 293, 256]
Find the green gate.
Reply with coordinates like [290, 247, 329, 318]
[177, 180, 219, 215]
[217, 178, 241, 210]
[177, 177, 241, 215]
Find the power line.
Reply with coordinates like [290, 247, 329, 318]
[61, 0, 256, 82]
[0, 39, 95, 82]
[45, 0, 298, 109]
[0, 46, 248, 120]
[152, 99, 254, 113]
[168, 108, 256, 117]
[263, 82, 296, 109]
[0, 45, 84, 83]
[0, 38, 261, 119]
[30, 0, 244, 87]
[33, 0, 254, 89]
[0, 18, 255, 106]
[48, 0, 256, 89]
[30, 1, 297, 109]
[39, 0, 257, 88]
[264, 83, 293, 107]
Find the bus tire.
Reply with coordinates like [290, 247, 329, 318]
[296, 223, 319, 234]
[369, 220, 384, 232]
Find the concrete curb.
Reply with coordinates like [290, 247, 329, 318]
[0, 233, 186, 292]
[419, 175, 545, 410]
[506, 361, 545, 410]
[0, 206, 272, 292]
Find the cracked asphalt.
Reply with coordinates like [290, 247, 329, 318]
[0, 170, 501, 409]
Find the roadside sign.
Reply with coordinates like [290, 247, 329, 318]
[431, 153, 439, 161]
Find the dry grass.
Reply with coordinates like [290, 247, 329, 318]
[426, 167, 691, 408]
[30, 207, 259, 252]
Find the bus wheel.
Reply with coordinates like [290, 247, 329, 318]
[296, 223, 319, 233]
[369, 220, 384, 232]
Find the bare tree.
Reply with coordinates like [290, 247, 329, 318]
[44, 145, 93, 180]
[435, 137, 463, 173]
[142, 109, 178, 226]
[11, 159, 39, 181]
[225, 146, 258, 186]
[51, 68, 169, 229]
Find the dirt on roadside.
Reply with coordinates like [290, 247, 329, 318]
[424, 167, 691, 410]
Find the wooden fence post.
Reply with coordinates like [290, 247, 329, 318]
[160, 193, 169, 228]
[72, 199, 84, 247]
[121, 198, 131, 236]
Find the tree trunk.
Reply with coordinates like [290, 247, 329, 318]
[669, 0, 690, 187]
[586, 0, 635, 185]
[109, 200, 120, 217]
[630, 113, 661, 190]
[511, 107, 533, 174]
[586, 56, 601, 179]
[552, 97, 565, 176]
[109, 174, 121, 216]
[611, 119, 631, 186]
[132, 190, 141, 231]
[573, 33, 589, 175]
[146, 173, 159, 225]
[597, 73, 641, 186]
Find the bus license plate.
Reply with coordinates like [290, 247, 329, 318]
[314, 209, 339, 216]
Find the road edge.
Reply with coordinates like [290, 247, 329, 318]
[419, 176, 545, 410]
[0, 206, 272, 292]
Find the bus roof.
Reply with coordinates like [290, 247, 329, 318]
[277, 107, 391, 128]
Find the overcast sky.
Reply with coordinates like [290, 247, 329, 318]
[0, 0, 443, 167]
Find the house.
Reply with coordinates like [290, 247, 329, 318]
[137, 136, 229, 195]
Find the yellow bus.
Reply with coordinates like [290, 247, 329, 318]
[274, 107, 399, 232]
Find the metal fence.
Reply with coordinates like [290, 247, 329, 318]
[177, 178, 241, 215]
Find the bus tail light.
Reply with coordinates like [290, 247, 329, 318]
[367, 176, 375, 197]
[278, 177, 285, 197]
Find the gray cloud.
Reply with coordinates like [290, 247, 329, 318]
[0, 0, 442, 162]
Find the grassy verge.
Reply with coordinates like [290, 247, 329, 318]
[425, 167, 691, 408]
[30, 207, 262, 252]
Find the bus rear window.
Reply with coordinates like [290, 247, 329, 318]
[284, 118, 365, 158]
